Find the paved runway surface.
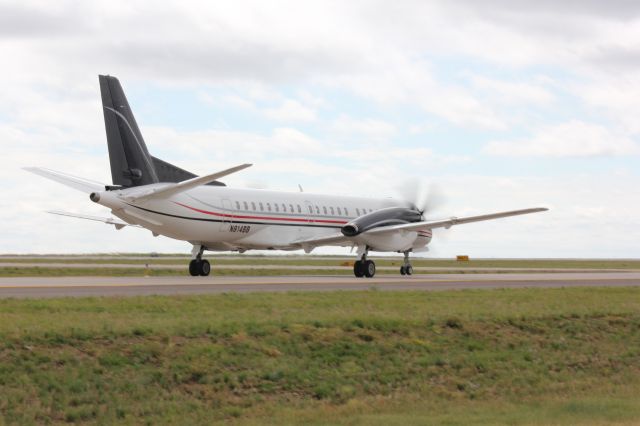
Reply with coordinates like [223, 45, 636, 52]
[1, 272, 640, 298]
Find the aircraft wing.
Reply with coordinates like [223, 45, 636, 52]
[126, 163, 252, 202]
[365, 207, 548, 234]
[293, 207, 548, 249]
[24, 167, 105, 193]
[47, 210, 141, 230]
[293, 233, 350, 252]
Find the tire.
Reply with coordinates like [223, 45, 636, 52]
[364, 260, 376, 278]
[400, 266, 406, 275]
[189, 260, 200, 276]
[405, 265, 413, 276]
[199, 259, 211, 276]
[353, 260, 364, 278]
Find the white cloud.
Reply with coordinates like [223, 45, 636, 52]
[484, 120, 640, 157]
[330, 115, 397, 141]
[428, 173, 640, 258]
[264, 99, 317, 122]
[145, 126, 324, 167]
[2, 0, 640, 257]
[469, 75, 554, 105]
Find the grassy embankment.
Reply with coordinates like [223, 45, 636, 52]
[0, 267, 356, 277]
[1, 287, 640, 424]
[1, 257, 639, 277]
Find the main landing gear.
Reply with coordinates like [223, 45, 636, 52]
[353, 248, 376, 278]
[189, 245, 211, 276]
[400, 250, 413, 276]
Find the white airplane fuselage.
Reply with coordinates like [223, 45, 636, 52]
[95, 185, 432, 253]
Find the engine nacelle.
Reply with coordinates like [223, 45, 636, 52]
[341, 207, 422, 236]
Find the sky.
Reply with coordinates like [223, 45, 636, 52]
[1, 0, 639, 257]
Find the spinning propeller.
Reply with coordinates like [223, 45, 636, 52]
[398, 179, 446, 219]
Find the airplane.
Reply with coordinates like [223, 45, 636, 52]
[25, 75, 548, 278]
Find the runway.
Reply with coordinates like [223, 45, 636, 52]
[1, 272, 640, 298]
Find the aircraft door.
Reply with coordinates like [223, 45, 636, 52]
[304, 200, 314, 223]
[219, 199, 233, 231]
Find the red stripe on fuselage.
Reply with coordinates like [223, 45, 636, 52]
[174, 202, 349, 225]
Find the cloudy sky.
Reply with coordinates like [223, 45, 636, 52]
[1, 0, 639, 257]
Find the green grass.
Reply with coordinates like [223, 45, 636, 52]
[1, 256, 639, 277]
[0, 266, 357, 277]
[0, 266, 605, 277]
[3, 256, 640, 269]
[1, 287, 640, 424]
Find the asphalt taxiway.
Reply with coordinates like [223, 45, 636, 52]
[1, 272, 639, 298]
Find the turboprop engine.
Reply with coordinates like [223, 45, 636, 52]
[341, 207, 422, 236]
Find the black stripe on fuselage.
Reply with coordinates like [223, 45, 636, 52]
[125, 203, 343, 229]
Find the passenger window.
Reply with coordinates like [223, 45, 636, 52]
[344, 207, 349, 216]
[323, 206, 327, 214]
[308, 205, 313, 214]
[297, 205, 302, 213]
[251, 202, 256, 210]
[235, 201, 240, 210]
[289, 204, 294, 213]
[244, 201, 248, 210]
[282, 203, 286, 212]
[356, 208, 360, 216]
[315, 205, 320, 214]
[259, 202, 264, 211]
[275, 203, 279, 212]
[330, 207, 335, 215]
[266, 203, 271, 211]
[337, 207, 342, 215]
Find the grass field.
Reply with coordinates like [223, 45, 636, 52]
[1, 256, 639, 277]
[1, 287, 640, 424]
[0, 267, 360, 277]
[0, 266, 608, 277]
[3, 255, 640, 269]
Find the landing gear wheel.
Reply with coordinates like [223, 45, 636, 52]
[364, 260, 376, 278]
[401, 251, 413, 277]
[353, 260, 365, 278]
[189, 260, 201, 276]
[199, 259, 211, 276]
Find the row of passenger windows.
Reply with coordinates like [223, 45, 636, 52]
[233, 201, 374, 217]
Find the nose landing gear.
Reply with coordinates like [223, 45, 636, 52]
[400, 250, 413, 276]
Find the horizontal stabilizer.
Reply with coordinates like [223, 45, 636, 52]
[47, 210, 141, 230]
[24, 167, 105, 193]
[128, 163, 252, 202]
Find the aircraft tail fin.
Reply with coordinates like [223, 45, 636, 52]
[99, 75, 159, 187]
[99, 75, 226, 187]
